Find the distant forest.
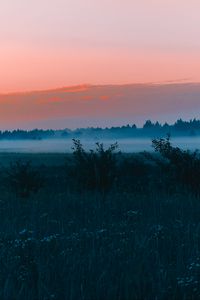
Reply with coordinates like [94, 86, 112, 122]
[1, 118, 200, 140]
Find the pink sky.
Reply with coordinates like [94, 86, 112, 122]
[0, 83, 200, 129]
[1, 0, 200, 92]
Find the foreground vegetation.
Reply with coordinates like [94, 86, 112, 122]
[0, 138, 200, 299]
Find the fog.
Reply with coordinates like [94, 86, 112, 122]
[0, 137, 199, 153]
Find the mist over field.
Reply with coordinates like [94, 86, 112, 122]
[0, 136, 199, 153]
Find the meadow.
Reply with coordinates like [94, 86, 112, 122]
[0, 138, 200, 299]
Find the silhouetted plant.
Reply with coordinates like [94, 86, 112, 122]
[118, 154, 151, 193]
[71, 139, 119, 192]
[6, 161, 44, 198]
[152, 135, 200, 194]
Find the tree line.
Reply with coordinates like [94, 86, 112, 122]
[1, 118, 200, 140]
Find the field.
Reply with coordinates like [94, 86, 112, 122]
[0, 141, 200, 300]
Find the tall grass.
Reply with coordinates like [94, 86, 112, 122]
[0, 139, 199, 299]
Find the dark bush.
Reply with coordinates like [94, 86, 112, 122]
[152, 135, 200, 194]
[71, 139, 119, 192]
[118, 154, 151, 193]
[6, 160, 44, 198]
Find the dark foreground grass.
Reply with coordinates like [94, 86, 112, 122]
[0, 152, 199, 299]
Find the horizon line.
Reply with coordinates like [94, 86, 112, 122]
[0, 117, 198, 132]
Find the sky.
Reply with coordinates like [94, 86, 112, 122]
[1, 0, 200, 93]
[0, 0, 200, 128]
[0, 83, 200, 129]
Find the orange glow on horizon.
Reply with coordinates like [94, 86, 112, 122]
[0, 82, 199, 129]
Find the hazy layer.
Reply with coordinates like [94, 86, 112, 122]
[0, 137, 199, 153]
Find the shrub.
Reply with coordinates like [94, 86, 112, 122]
[152, 135, 200, 194]
[6, 160, 44, 198]
[71, 139, 119, 192]
[118, 154, 151, 193]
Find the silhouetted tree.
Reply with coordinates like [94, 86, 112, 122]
[71, 139, 119, 192]
[6, 161, 44, 198]
[152, 135, 200, 194]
